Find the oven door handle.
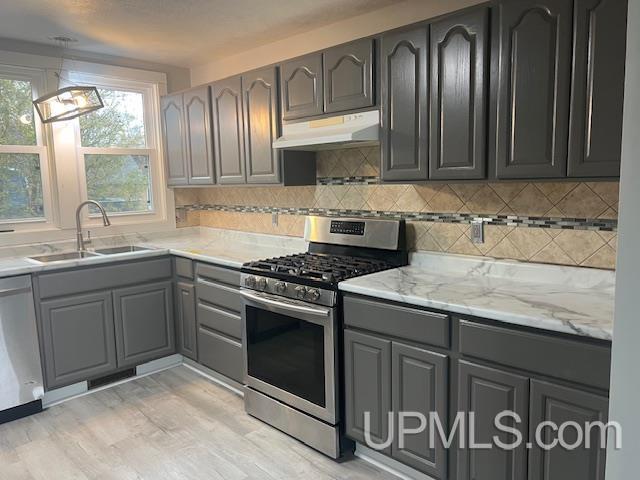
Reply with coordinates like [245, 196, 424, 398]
[240, 290, 331, 318]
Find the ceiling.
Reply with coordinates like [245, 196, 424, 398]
[0, 0, 405, 68]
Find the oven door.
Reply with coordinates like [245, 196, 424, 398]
[241, 289, 337, 424]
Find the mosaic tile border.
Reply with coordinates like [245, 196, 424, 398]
[177, 204, 618, 232]
[317, 176, 380, 185]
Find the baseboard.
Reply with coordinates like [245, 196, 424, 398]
[355, 443, 436, 480]
[182, 358, 245, 397]
[136, 353, 183, 376]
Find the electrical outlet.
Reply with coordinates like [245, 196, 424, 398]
[471, 219, 485, 244]
[272, 212, 278, 227]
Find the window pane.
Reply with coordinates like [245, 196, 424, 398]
[79, 89, 146, 148]
[0, 153, 44, 221]
[84, 154, 152, 213]
[0, 78, 37, 146]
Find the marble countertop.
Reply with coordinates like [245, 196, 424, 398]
[340, 252, 615, 341]
[0, 228, 615, 340]
[0, 227, 307, 279]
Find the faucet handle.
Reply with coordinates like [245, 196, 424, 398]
[86, 230, 92, 245]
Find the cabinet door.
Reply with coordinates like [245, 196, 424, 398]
[113, 281, 175, 368]
[457, 361, 529, 480]
[211, 76, 246, 184]
[493, 0, 572, 179]
[430, 8, 488, 180]
[243, 67, 281, 184]
[568, 0, 627, 177]
[184, 86, 215, 184]
[323, 39, 374, 113]
[176, 281, 197, 360]
[40, 292, 117, 389]
[528, 380, 608, 480]
[161, 93, 188, 186]
[380, 27, 429, 182]
[280, 53, 324, 120]
[391, 342, 448, 479]
[344, 329, 392, 453]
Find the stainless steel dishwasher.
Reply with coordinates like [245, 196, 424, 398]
[0, 275, 44, 424]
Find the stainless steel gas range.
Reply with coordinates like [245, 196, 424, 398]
[240, 216, 407, 458]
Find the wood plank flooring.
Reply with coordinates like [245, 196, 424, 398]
[0, 366, 398, 480]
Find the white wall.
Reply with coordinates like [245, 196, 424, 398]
[190, 0, 483, 85]
[606, 0, 640, 478]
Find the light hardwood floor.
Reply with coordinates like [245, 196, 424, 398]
[0, 366, 398, 480]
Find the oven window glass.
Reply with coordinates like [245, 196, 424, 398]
[246, 306, 326, 407]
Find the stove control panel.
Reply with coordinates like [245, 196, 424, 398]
[241, 273, 336, 307]
[330, 220, 365, 236]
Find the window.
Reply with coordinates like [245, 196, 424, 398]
[0, 71, 48, 223]
[76, 83, 157, 216]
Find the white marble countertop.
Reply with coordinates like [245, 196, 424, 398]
[0, 227, 307, 279]
[340, 252, 615, 341]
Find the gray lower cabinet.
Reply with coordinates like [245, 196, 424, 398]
[429, 8, 488, 180]
[493, 0, 572, 179]
[323, 39, 374, 114]
[457, 360, 529, 480]
[176, 281, 197, 360]
[161, 93, 188, 186]
[568, 0, 627, 177]
[113, 281, 175, 368]
[380, 26, 429, 182]
[344, 329, 392, 453]
[243, 66, 281, 184]
[392, 342, 448, 479]
[211, 75, 246, 184]
[39, 291, 117, 389]
[280, 52, 324, 120]
[528, 380, 608, 480]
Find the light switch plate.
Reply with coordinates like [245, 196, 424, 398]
[471, 219, 484, 244]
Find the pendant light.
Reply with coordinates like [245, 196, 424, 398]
[33, 37, 104, 124]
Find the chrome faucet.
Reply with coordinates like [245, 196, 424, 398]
[76, 200, 111, 251]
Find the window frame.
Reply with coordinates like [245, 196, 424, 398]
[68, 72, 167, 224]
[0, 64, 55, 228]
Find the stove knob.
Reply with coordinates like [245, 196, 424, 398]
[306, 288, 321, 301]
[244, 275, 257, 288]
[256, 277, 267, 290]
[295, 286, 307, 299]
[274, 281, 287, 294]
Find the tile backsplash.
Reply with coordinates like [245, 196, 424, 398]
[174, 147, 619, 270]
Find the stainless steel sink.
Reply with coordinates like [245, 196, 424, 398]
[29, 251, 100, 263]
[93, 245, 151, 255]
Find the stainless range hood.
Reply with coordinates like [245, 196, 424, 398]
[272, 110, 379, 151]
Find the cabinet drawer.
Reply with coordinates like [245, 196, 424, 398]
[198, 327, 243, 382]
[344, 295, 450, 348]
[198, 302, 242, 339]
[174, 257, 194, 279]
[458, 320, 611, 390]
[196, 278, 241, 313]
[196, 263, 240, 287]
[37, 257, 172, 299]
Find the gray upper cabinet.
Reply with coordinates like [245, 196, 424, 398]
[113, 281, 175, 368]
[243, 67, 281, 184]
[212, 75, 246, 184]
[344, 329, 392, 453]
[493, 0, 572, 179]
[430, 8, 488, 180]
[568, 0, 627, 178]
[457, 360, 529, 480]
[183, 86, 215, 184]
[323, 39, 374, 114]
[39, 291, 117, 389]
[281, 53, 324, 120]
[176, 281, 197, 361]
[161, 94, 189, 186]
[380, 26, 429, 182]
[391, 342, 448, 479]
[528, 380, 608, 480]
